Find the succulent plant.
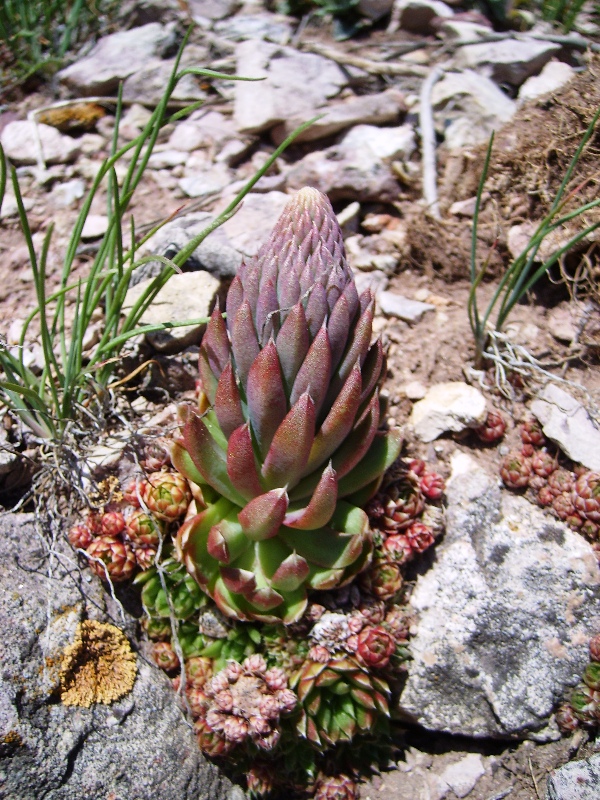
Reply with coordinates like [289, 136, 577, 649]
[355, 625, 395, 669]
[573, 472, 600, 523]
[126, 509, 164, 547]
[200, 655, 297, 751]
[135, 557, 208, 619]
[86, 535, 136, 582]
[520, 417, 545, 447]
[141, 471, 192, 521]
[531, 450, 557, 479]
[152, 641, 180, 672]
[474, 409, 506, 443]
[314, 773, 358, 800]
[68, 522, 94, 550]
[291, 650, 390, 748]
[172, 188, 401, 623]
[500, 452, 532, 489]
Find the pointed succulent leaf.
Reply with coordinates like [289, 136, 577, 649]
[226, 423, 263, 500]
[198, 306, 230, 404]
[221, 566, 257, 596]
[326, 293, 350, 372]
[281, 527, 365, 570]
[308, 565, 345, 590]
[182, 413, 247, 505]
[230, 300, 260, 389]
[246, 585, 285, 611]
[327, 294, 374, 402]
[275, 302, 310, 395]
[359, 339, 385, 405]
[246, 341, 287, 460]
[255, 277, 279, 344]
[304, 362, 362, 475]
[290, 326, 332, 418]
[171, 440, 209, 489]
[206, 513, 248, 564]
[304, 281, 329, 340]
[337, 428, 402, 498]
[283, 463, 337, 529]
[269, 551, 310, 592]
[213, 360, 244, 439]
[238, 488, 289, 541]
[262, 392, 315, 490]
[225, 274, 244, 325]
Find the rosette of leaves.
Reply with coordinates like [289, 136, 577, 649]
[135, 557, 208, 620]
[173, 188, 401, 623]
[290, 650, 390, 748]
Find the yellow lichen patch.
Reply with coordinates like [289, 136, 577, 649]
[60, 621, 136, 707]
[38, 102, 107, 133]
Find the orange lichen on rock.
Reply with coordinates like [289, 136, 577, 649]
[60, 620, 136, 707]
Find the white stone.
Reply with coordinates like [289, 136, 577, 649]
[234, 39, 347, 133]
[454, 39, 561, 86]
[122, 271, 220, 354]
[436, 19, 493, 43]
[530, 384, 600, 471]
[1, 121, 80, 166]
[0, 192, 34, 218]
[52, 178, 85, 208]
[518, 59, 575, 103]
[81, 214, 109, 240]
[409, 382, 487, 441]
[58, 23, 177, 94]
[178, 163, 232, 199]
[147, 149, 187, 169]
[547, 754, 600, 800]
[439, 754, 486, 798]
[378, 291, 435, 322]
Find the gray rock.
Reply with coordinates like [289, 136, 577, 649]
[399, 453, 600, 739]
[234, 40, 347, 134]
[213, 191, 290, 257]
[409, 382, 487, 441]
[436, 19, 493, 43]
[188, 0, 241, 23]
[546, 755, 600, 800]
[122, 44, 210, 106]
[179, 163, 233, 199]
[122, 271, 221, 353]
[51, 178, 86, 208]
[454, 39, 561, 87]
[271, 88, 406, 145]
[169, 110, 240, 151]
[0, 512, 234, 799]
[358, 0, 395, 20]
[530, 384, 600, 471]
[378, 291, 435, 322]
[393, 0, 454, 34]
[0, 191, 34, 218]
[1, 120, 80, 166]
[58, 23, 178, 95]
[285, 123, 415, 203]
[518, 59, 575, 103]
[432, 70, 516, 150]
[214, 12, 293, 44]
[81, 214, 109, 240]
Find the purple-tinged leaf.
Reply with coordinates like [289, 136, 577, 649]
[182, 412, 247, 505]
[270, 552, 310, 592]
[330, 392, 380, 479]
[262, 392, 315, 490]
[221, 566, 256, 597]
[226, 423, 263, 500]
[238, 488, 289, 540]
[198, 306, 230, 404]
[327, 293, 350, 372]
[304, 362, 362, 474]
[246, 341, 287, 459]
[304, 281, 328, 340]
[337, 428, 402, 499]
[359, 339, 384, 405]
[275, 303, 310, 395]
[230, 300, 260, 390]
[213, 578, 252, 621]
[283, 463, 337, 529]
[255, 277, 279, 345]
[327, 297, 374, 403]
[246, 586, 285, 611]
[214, 360, 244, 439]
[225, 274, 244, 332]
[290, 326, 332, 418]
[308, 566, 345, 590]
[206, 514, 247, 564]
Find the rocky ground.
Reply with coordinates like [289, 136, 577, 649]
[1, 0, 600, 798]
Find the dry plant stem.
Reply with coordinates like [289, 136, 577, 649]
[301, 41, 429, 77]
[419, 66, 443, 220]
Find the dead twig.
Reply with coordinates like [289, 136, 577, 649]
[300, 41, 429, 77]
[419, 66, 443, 220]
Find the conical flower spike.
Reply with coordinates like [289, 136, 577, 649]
[174, 188, 401, 622]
